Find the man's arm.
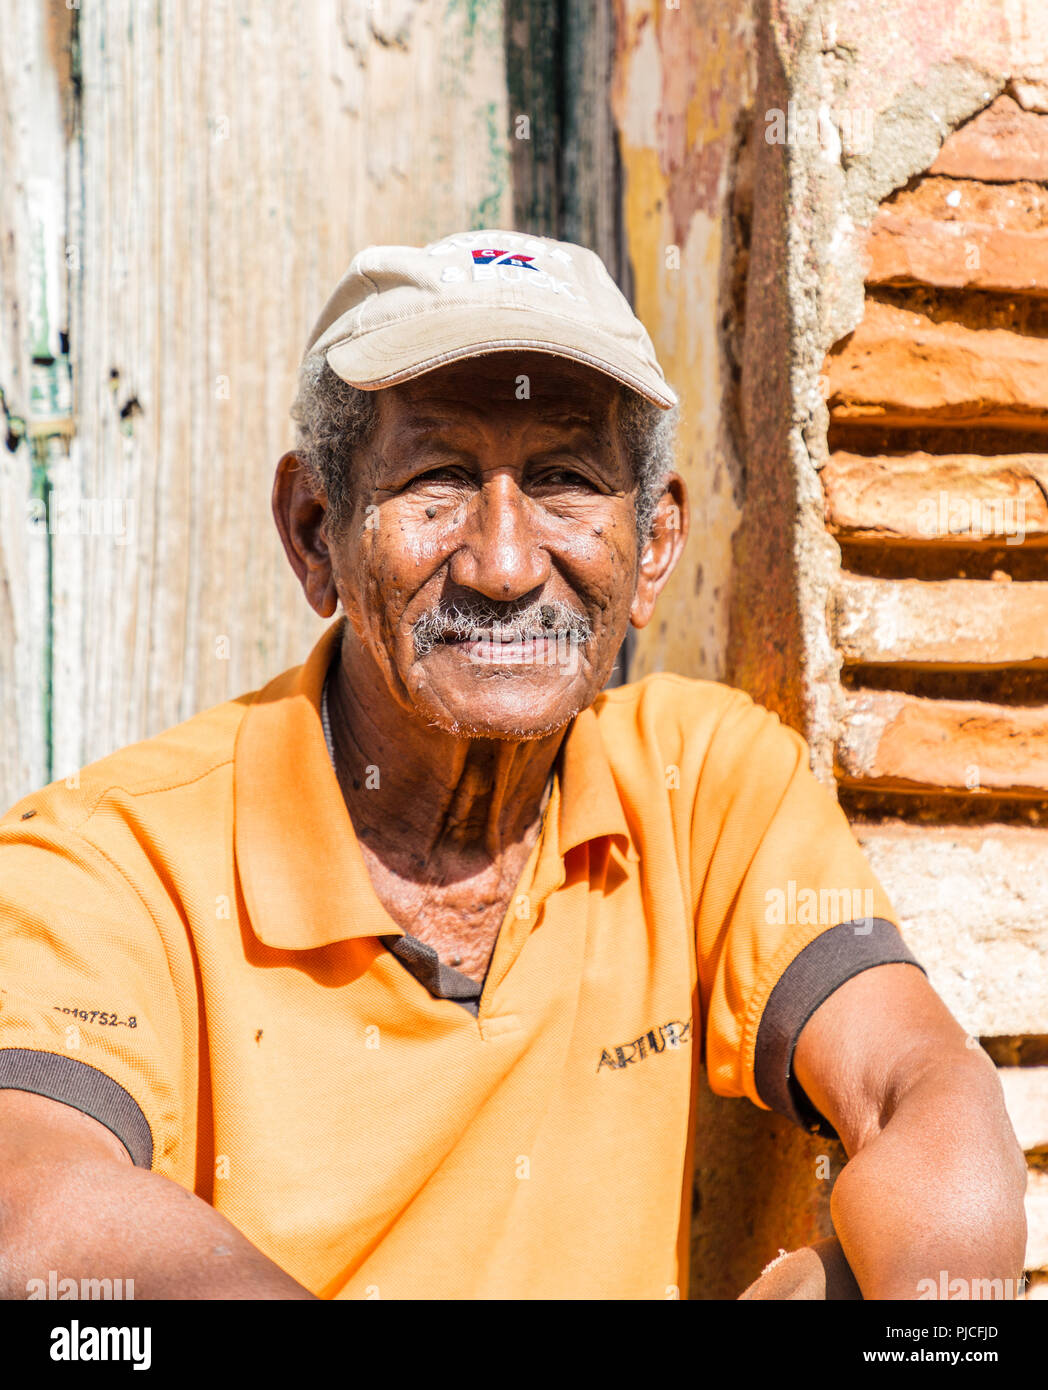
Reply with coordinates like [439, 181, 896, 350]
[0, 1090, 317, 1299]
[744, 962, 1026, 1300]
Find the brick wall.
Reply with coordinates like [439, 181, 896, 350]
[609, 0, 1048, 1298]
[822, 90, 1048, 1298]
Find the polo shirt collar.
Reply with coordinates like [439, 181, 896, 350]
[555, 701, 637, 860]
[234, 616, 636, 953]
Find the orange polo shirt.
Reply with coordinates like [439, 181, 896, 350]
[0, 616, 919, 1299]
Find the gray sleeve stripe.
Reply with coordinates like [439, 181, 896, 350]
[0, 1048, 154, 1169]
[753, 919, 926, 1137]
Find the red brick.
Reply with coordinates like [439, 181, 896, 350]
[822, 452, 1048, 546]
[881, 176, 1048, 232]
[834, 575, 1048, 667]
[837, 689, 1048, 796]
[866, 213, 1048, 295]
[867, 176, 1048, 294]
[824, 299, 1048, 432]
[931, 95, 1048, 182]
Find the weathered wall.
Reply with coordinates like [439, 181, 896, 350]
[0, 0, 513, 805]
[613, 0, 1048, 1298]
[732, 0, 1048, 1298]
[611, 0, 756, 683]
[609, 0, 837, 1301]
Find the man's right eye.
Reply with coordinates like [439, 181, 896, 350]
[410, 466, 469, 485]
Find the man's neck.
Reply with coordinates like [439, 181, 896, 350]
[326, 636, 565, 866]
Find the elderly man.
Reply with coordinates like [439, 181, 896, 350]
[0, 230, 1026, 1301]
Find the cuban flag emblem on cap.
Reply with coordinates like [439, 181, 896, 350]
[471, 248, 538, 270]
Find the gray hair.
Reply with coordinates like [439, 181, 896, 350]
[290, 353, 678, 543]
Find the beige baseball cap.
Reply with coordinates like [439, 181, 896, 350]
[302, 229, 678, 409]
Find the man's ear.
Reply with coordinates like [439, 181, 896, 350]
[271, 450, 339, 619]
[629, 473, 688, 629]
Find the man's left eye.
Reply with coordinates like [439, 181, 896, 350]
[536, 468, 592, 488]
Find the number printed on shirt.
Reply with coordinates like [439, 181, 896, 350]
[52, 1005, 138, 1028]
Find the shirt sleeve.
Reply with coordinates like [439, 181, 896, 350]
[0, 815, 187, 1170]
[692, 694, 925, 1136]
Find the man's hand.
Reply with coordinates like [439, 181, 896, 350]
[776, 963, 1027, 1301]
[739, 1235, 862, 1299]
[0, 1089, 318, 1299]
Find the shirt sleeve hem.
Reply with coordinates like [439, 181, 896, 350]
[748, 918, 927, 1136]
[0, 1047, 155, 1168]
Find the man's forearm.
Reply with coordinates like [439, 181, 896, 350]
[0, 1156, 317, 1300]
[830, 1053, 1027, 1300]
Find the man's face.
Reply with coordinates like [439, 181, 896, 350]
[294, 352, 683, 739]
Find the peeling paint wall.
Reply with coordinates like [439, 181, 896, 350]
[611, 0, 756, 682]
[0, 0, 513, 807]
[0, 2, 73, 797]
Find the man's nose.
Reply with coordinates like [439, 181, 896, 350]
[447, 473, 551, 600]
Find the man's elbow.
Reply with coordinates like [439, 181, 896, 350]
[834, 1049, 1029, 1298]
[902, 1046, 1028, 1200]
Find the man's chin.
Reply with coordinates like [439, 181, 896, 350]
[406, 657, 592, 740]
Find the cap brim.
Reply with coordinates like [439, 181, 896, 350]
[324, 304, 678, 409]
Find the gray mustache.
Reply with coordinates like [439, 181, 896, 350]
[412, 598, 593, 657]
